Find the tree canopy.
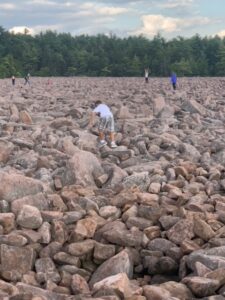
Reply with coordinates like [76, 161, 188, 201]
[0, 26, 225, 78]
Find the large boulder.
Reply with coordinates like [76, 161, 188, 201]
[0, 245, 35, 281]
[0, 172, 43, 202]
[89, 249, 133, 288]
[64, 148, 104, 187]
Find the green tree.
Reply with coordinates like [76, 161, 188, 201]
[216, 45, 225, 75]
[0, 54, 17, 78]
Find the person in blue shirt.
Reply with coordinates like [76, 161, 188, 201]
[170, 72, 177, 90]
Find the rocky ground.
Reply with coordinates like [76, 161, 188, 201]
[0, 76, 225, 299]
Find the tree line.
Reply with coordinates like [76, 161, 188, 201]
[0, 26, 225, 78]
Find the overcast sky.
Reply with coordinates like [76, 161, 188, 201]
[1, 0, 225, 39]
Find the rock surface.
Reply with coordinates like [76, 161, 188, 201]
[0, 76, 225, 299]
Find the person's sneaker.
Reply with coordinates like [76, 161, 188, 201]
[98, 140, 107, 147]
[110, 141, 117, 148]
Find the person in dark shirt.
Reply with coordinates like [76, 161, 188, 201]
[12, 75, 15, 86]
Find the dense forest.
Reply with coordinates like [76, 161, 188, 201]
[0, 25, 225, 78]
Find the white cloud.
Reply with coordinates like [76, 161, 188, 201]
[9, 24, 62, 35]
[79, 2, 95, 10]
[78, 2, 129, 16]
[9, 26, 35, 35]
[26, 0, 57, 5]
[158, 0, 194, 9]
[31, 24, 62, 34]
[132, 15, 181, 36]
[217, 29, 225, 38]
[0, 3, 16, 10]
[131, 14, 211, 37]
[97, 7, 129, 15]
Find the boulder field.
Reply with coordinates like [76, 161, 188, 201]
[0, 77, 225, 299]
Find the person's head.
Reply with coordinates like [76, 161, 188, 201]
[94, 100, 102, 107]
[90, 100, 102, 109]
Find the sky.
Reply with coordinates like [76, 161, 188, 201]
[1, 0, 225, 39]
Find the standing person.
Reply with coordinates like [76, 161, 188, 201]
[24, 73, 30, 85]
[170, 72, 177, 90]
[11, 75, 15, 86]
[88, 100, 117, 148]
[144, 68, 149, 83]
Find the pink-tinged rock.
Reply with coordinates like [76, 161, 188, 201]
[194, 262, 211, 277]
[111, 189, 138, 208]
[51, 219, 67, 244]
[16, 282, 74, 300]
[0, 141, 14, 163]
[205, 268, 225, 287]
[182, 276, 220, 297]
[160, 281, 193, 300]
[38, 221, 51, 244]
[166, 219, 194, 245]
[152, 95, 166, 115]
[39, 241, 62, 258]
[103, 226, 144, 247]
[93, 273, 135, 299]
[193, 217, 215, 241]
[19, 110, 33, 124]
[11, 192, 49, 215]
[0, 244, 35, 281]
[41, 211, 63, 222]
[9, 104, 19, 122]
[50, 117, 73, 129]
[67, 239, 95, 257]
[72, 217, 98, 241]
[17, 205, 43, 229]
[0, 279, 19, 296]
[47, 194, 67, 212]
[71, 274, 90, 295]
[180, 239, 201, 254]
[65, 148, 104, 187]
[136, 192, 159, 206]
[101, 164, 128, 189]
[0, 213, 15, 233]
[99, 205, 121, 219]
[116, 104, 133, 119]
[143, 285, 171, 300]
[53, 252, 81, 267]
[183, 98, 207, 115]
[0, 172, 43, 202]
[144, 226, 161, 240]
[0, 233, 27, 247]
[94, 242, 116, 261]
[54, 176, 63, 190]
[89, 250, 133, 288]
[148, 182, 161, 194]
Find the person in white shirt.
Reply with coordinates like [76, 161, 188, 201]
[88, 100, 117, 148]
[144, 68, 149, 83]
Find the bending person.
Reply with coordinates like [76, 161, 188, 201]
[88, 100, 117, 148]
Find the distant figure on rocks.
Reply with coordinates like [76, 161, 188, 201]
[144, 68, 149, 83]
[170, 72, 177, 90]
[88, 100, 117, 148]
[24, 73, 30, 85]
[11, 75, 15, 86]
